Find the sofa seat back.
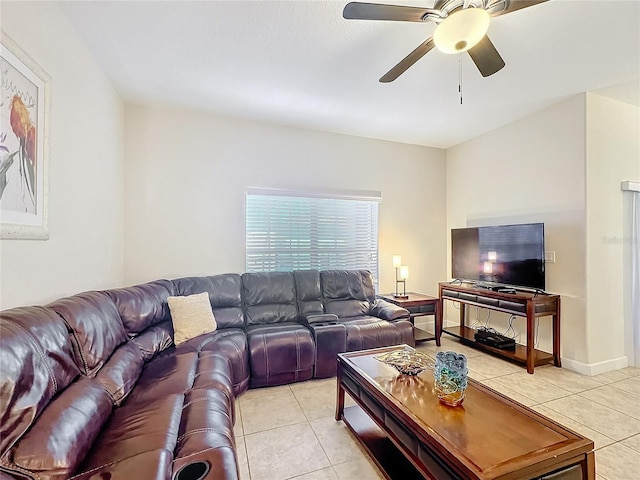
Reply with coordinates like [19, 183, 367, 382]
[49, 291, 128, 377]
[172, 274, 249, 396]
[105, 280, 176, 364]
[49, 291, 147, 406]
[105, 280, 174, 336]
[0, 306, 112, 480]
[320, 270, 376, 319]
[173, 274, 245, 330]
[242, 272, 298, 325]
[293, 270, 324, 316]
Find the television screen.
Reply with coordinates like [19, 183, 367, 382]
[451, 223, 545, 290]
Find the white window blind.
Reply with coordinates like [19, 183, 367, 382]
[246, 189, 380, 279]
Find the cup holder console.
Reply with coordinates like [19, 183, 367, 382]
[174, 461, 210, 480]
[313, 321, 338, 326]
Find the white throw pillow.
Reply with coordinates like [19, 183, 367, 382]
[167, 292, 217, 345]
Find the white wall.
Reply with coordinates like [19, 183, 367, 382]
[123, 104, 447, 296]
[446, 95, 589, 365]
[585, 93, 640, 370]
[0, 1, 124, 309]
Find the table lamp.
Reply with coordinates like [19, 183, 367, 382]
[393, 255, 409, 299]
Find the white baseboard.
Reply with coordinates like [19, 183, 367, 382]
[561, 356, 629, 376]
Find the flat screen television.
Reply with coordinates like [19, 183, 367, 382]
[451, 223, 545, 290]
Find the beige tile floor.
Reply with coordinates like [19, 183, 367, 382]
[234, 336, 640, 480]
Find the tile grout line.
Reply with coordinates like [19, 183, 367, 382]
[236, 352, 639, 480]
[236, 401, 251, 480]
[289, 383, 337, 477]
[293, 381, 386, 478]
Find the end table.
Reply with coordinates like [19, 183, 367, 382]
[376, 292, 441, 346]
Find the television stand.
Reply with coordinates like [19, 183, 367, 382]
[438, 282, 561, 374]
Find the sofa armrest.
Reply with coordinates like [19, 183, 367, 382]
[301, 313, 339, 326]
[370, 299, 410, 321]
[307, 323, 347, 378]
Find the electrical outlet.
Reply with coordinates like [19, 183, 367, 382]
[544, 251, 556, 263]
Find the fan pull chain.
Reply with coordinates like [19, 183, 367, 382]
[459, 58, 463, 105]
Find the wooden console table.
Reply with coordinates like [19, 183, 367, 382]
[438, 282, 561, 374]
[377, 292, 441, 345]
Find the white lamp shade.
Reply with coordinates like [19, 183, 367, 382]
[488, 251, 497, 262]
[392, 255, 402, 268]
[399, 266, 410, 279]
[483, 261, 493, 274]
[433, 8, 491, 54]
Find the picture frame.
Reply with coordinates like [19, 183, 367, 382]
[1, 31, 50, 240]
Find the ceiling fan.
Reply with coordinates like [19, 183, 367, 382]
[343, 0, 548, 82]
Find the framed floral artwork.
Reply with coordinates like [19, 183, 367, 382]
[1, 32, 50, 239]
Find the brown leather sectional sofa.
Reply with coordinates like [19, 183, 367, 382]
[0, 270, 413, 480]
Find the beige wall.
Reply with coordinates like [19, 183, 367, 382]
[123, 104, 447, 296]
[585, 93, 640, 370]
[2, 2, 636, 376]
[0, 1, 125, 309]
[446, 95, 589, 365]
[446, 93, 640, 374]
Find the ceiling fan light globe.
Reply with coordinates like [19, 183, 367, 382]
[433, 8, 491, 54]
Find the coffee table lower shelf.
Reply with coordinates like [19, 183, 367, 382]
[443, 326, 555, 368]
[341, 405, 423, 480]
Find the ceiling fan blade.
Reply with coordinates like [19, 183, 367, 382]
[379, 37, 435, 83]
[343, 2, 439, 22]
[486, 0, 548, 18]
[467, 35, 505, 77]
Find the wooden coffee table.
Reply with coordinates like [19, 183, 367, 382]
[336, 346, 595, 480]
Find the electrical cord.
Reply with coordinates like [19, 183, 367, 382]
[483, 309, 491, 329]
[503, 315, 517, 339]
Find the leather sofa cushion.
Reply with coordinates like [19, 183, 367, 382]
[49, 291, 127, 376]
[192, 353, 234, 408]
[125, 352, 198, 407]
[106, 279, 174, 335]
[11, 377, 113, 480]
[70, 449, 173, 480]
[130, 320, 173, 362]
[321, 270, 376, 318]
[293, 270, 324, 316]
[321, 270, 376, 301]
[242, 272, 298, 325]
[342, 317, 412, 351]
[94, 341, 145, 405]
[173, 274, 245, 330]
[173, 389, 236, 479]
[0, 306, 80, 454]
[325, 299, 370, 318]
[246, 323, 315, 387]
[79, 393, 184, 472]
[175, 329, 250, 397]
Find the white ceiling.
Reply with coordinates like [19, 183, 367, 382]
[60, 0, 640, 149]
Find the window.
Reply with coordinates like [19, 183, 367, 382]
[246, 188, 380, 279]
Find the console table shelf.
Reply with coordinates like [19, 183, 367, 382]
[438, 282, 561, 374]
[443, 325, 555, 367]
